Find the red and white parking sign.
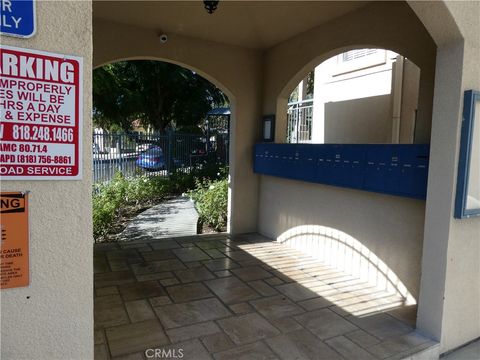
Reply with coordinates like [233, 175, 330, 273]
[0, 46, 83, 180]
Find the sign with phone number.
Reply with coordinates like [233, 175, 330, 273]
[0, 45, 83, 180]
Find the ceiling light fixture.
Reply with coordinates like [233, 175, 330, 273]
[203, 1, 219, 14]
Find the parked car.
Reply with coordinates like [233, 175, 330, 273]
[135, 146, 165, 170]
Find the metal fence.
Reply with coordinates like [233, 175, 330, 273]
[93, 132, 229, 184]
[286, 99, 314, 143]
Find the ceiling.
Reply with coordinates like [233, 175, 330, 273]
[93, 1, 369, 49]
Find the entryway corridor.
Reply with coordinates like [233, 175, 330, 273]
[94, 234, 437, 359]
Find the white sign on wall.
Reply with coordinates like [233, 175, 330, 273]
[0, 45, 83, 180]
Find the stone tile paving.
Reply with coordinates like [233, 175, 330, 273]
[94, 233, 436, 360]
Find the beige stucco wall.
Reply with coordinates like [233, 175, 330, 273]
[0, 1, 93, 359]
[93, 18, 263, 234]
[405, 0, 480, 353]
[259, 177, 426, 300]
[413, 1, 480, 353]
[324, 95, 392, 143]
[399, 59, 421, 143]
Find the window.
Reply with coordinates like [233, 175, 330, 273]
[341, 49, 379, 62]
[334, 49, 387, 75]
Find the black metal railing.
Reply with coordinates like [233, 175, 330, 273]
[92, 132, 229, 184]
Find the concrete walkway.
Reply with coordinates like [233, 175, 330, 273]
[118, 196, 198, 241]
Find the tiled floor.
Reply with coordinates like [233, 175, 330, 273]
[94, 233, 436, 360]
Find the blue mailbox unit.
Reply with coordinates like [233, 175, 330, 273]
[254, 143, 430, 200]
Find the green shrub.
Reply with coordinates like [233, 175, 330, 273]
[169, 163, 228, 195]
[92, 193, 118, 239]
[92, 165, 229, 241]
[125, 175, 171, 204]
[92, 172, 170, 241]
[168, 171, 196, 195]
[191, 160, 228, 181]
[188, 178, 228, 231]
[92, 172, 128, 239]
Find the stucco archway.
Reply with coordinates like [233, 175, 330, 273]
[93, 56, 236, 231]
[93, 17, 264, 234]
[263, 1, 437, 145]
[94, 56, 234, 102]
[275, 44, 430, 146]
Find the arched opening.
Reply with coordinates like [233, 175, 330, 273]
[275, 41, 435, 146]
[92, 59, 233, 241]
[94, 56, 235, 102]
[284, 48, 424, 145]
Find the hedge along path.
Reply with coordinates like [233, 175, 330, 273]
[118, 196, 198, 241]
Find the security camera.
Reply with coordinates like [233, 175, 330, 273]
[159, 34, 168, 43]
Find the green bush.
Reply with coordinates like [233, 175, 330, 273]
[125, 175, 171, 204]
[168, 171, 196, 195]
[92, 193, 118, 240]
[188, 178, 228, 231]
[92, 172, 170, 241]
[169, 163, 228, 195]
[92, 165, 228, 241]
[93, 173, 126, 239]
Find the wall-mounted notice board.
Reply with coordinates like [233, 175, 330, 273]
[0, 192, 29, 289]
[254, 143, 430, 199]
[455, 90, 480, 218]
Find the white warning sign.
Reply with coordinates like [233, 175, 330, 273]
[0, 45, 83, 180]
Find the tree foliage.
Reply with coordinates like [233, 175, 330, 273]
[288, 70, 315, 103]
[93, 61, 228, 132]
